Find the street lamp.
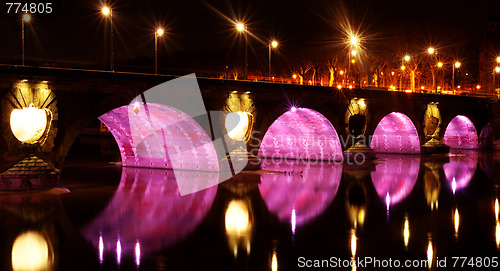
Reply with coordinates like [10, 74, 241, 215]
[155, 27, 164, 74]
[403, 55, 411, 90]
[497, 57, 500, 63]
[437, 62, 443, 92]
[21, 13, 31, 66]
[428, 47, 437, 91]
[236, 23, 247, 79]
[268, 40, 278, 79]
[452, 61, 461, 92]
[494, 67, 500, 92]
[102, 6, 114, 71]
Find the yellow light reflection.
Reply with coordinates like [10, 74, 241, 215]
[225, 112, 250, 141]
[454, 208, 460, 237]
[12, 231, 53, 271]
[427, 240, 433, 269]
[403, 217, 410, 248]
[10, 104, 51, 144]
[350, 229, 357, 257]
[496, 222, 500, 249]
[271, 250, 278, 271]
[495, 198, 499, 220]
[225, 200, 252, 257]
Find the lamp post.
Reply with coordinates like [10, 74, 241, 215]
[452, 61, 461, 92]
[437, 62, 443, 92]
[494, 66, 500, 93]
[102, 6, 114, 71]
[21, 13, 31, 66]
[155, 28, 164, 75]
[236, 23, 247, 79]
[403, 55, 411, 90]
[428, 47, 437, 92]
[268, 40, 278, 79]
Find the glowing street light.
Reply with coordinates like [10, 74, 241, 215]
[427, 47, 438, 91]
[404, 55, 411, 62]
[236, 22, 248, 79]
[497, 57, 500, 63]
[428, 47, 435, 55]
[21, 13, 31, 66]
[269, 40, 278, 79]
[155, 27, 164, 74]
[101, 6, 114, 71]
[452, 61, 461, 91]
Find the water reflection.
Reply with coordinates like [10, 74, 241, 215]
[444, 152, 478, 194]
[371, 155, 420, 208]
[403, 216, 410, 249]
[454, 208, 460, 238]
[11, 231, 54, 271]
[423, 162, 441, 210]
[225, 199, 253, 257]
[81, 167, 217, 264]
[259, 159, 342, 229]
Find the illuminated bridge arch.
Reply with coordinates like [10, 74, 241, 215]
[443, 115, 478, 149]
[258, 108, 343, 161]
[99, 103, 219, 171]
[370, 112, 420, 154]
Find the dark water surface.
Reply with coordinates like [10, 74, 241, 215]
[1, 151, 500, 271]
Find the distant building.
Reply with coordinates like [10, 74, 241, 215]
[479, 15, 500, 93]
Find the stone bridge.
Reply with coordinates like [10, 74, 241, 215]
[0, 66, 497, 177]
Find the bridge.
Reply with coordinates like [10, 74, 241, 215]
[0, 65, 497, 189]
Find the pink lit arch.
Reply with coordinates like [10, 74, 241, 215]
[443, 115, 478, 149]
[99, 103, 219, 171]
[370, 112, 420, 154]
[258, 108, 343, 161]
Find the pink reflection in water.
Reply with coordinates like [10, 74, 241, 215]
[82, 167, 217, 258]
[444, 152, 478, 193]
[443, 115, 478, 149]
[370, 112, 420, 154]
[371, 154, 420, 206]
[258, 108, 343, 161]
[99, 103, 219, 171]
[259, 159, 342, 227]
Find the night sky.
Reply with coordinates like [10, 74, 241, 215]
[1, 0, 499, 76]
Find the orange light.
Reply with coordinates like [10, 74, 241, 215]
[102, 7, 110, 16]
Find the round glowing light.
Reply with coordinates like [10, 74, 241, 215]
[10, 104, 51, 144]
[455, 62, 461, 68]
[292, 74, 297, 79]
[496, 67, 500, 73]
[404, 55, 410, 62]
[225, 112, 250, 141]
[497, 57, 500, 63]
[156, 28, 164, 36]
[12, 231, 52, 271]
[476, 85, 481, 90]
[22, 14, 31, 22]
[437, 62, 443, 68]
[401, 65, 406, 70]
[339, 70, 344, 75]
[290, 106, 297, 112]
[351, 50, 357, 56]
[102, 7, 110, 16]
[349, 35, 359, 46]
[271, 40, 278, 48]
[236, 23, 245, 31]
[428, 47, 435, 54]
